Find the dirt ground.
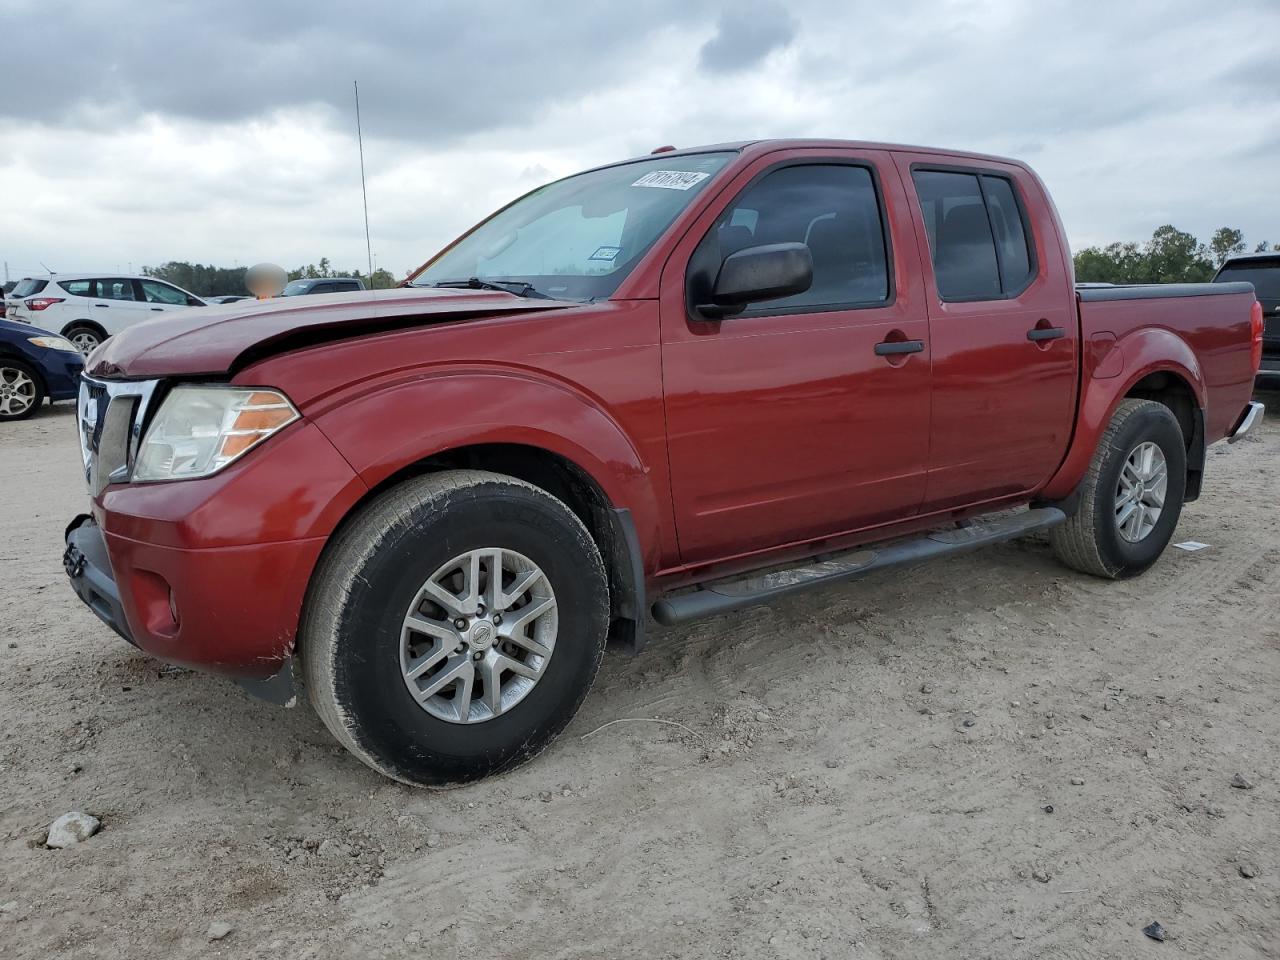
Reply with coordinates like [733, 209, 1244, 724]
[1, 397, 1277, 960]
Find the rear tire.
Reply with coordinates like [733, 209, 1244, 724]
[0, 359, 44, 421]
[1050, 398, 1186, 579]
[64, 324, 104, 356]
[300, 470, 610, 786]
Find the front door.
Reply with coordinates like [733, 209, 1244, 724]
[894, 155, 1079, 510]
[661, 150, 932, 564]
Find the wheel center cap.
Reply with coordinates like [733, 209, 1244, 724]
[1134, 481, 1145, 498]
[467, 620, 495, 651]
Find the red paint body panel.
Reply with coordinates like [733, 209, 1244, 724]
[658, 147, 933, 561]
[76, 139, 1261, 678]
[90, 420, 366, 675]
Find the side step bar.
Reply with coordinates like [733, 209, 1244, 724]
[651, 507, 1067, 627]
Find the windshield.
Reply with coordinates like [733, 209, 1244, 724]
[1215, 259, 1280, 300]
[411, 152, 735, 301]
[282, 280, 312, 296]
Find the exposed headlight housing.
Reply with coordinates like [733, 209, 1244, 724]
[132, 386, 299, 481]
[27, 335, 79, 352]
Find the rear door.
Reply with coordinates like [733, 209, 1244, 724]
[661, 148, 932, 563]
[894, 154, 1078, 509]
[88, 278, 152, 334]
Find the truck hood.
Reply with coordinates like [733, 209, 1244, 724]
[86, 287, 577, 379]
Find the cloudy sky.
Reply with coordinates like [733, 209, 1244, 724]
[2, 0, 1277, 282]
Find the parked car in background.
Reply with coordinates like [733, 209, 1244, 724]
[206, 295, 252, 305]
[64, 139, 1263, 786]
[282, 277, 365, 296]
[5, 274, 206, 355]
[0, 316, 83, 421]
[1214, 253, 1280, 383]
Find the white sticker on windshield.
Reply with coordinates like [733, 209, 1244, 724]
[632, 170, 710, 191]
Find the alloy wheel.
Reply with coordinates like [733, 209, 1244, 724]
[1115, 440, 1168, 543]
[400, 547, 558, 724]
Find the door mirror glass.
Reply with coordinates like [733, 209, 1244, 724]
[701, 242, 813, 318]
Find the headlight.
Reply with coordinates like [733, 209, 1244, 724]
[28, 335, 78, 352]
[132, 386, 299, 481]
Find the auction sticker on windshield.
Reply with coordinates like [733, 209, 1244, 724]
[632, 170, 710, 190]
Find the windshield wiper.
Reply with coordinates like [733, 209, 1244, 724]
[426, 277, 548, 298]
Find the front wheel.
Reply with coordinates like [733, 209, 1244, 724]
[1050, 398, 1187, 579]
[0, 360, 45, 421]
[300, 470, 610, 786]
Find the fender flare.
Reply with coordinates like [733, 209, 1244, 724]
[309, 367, 668, 576]
[1039, 328, 1205, 502]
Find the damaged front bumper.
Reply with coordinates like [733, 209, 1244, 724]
[63, 513, 302, 705]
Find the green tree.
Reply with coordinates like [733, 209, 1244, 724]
[1144, 225, 1214, 282]
[1209, 227, 1246, 266]
[1073, 225, 1223, 284]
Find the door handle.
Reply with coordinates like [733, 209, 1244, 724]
[94, 303, 109, 308]
[1027, 326, 1065, 342]
[150, 307, 164, 312]
[874, 339, 925, 356]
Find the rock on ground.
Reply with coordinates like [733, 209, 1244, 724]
[45, 812, 100, 849]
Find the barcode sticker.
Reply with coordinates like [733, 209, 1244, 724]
[632, 170, 710, 191]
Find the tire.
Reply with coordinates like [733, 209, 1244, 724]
[63, 324, 104, 357]
[0, 359, 45, 421]
[1050, 398, 1187, 579]
[300, 470, 610, 786]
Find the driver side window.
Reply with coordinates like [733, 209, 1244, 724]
[139, 280, 189, 305]
[701, 163, 892, 314]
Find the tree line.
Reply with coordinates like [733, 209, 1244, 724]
[1073, 226, 1271, 285]
[141, 258, 400, 297]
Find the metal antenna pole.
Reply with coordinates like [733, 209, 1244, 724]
[354, 81, 374, 285]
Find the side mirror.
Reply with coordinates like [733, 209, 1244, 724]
[699, 242, 813, 318]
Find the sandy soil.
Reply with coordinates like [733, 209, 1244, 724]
[1, 397, 1277, 960]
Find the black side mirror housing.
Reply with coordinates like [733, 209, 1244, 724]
[698, 242, 813, 319]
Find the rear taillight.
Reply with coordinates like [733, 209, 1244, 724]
[1250, 300, 1264, 372]
[25, 297, 65, 311]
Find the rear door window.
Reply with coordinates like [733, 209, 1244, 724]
[96, 278, 137, 301]
[911, 170, 1035, 301]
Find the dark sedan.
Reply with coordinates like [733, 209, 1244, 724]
[0, 316, 84, 421]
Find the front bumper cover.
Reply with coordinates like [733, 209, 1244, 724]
[64, 514, 134, 646]
[63, 513, 299, 705]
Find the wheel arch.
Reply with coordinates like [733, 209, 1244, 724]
[61, 318, 108, 340]
[319, 439, 651, 653]
[1039, 327, 1206, 503]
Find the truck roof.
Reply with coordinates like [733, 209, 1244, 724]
[616, 139, 1029, 170]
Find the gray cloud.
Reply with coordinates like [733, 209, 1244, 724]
[0, 0, 722, 141]
[1, 0, 1277, 275]
[698, 1, 798, 73]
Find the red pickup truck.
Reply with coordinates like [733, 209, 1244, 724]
[65, 139, 1264, 785]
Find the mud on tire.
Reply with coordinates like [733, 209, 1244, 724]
[300, 470, 610, 786]
[1049, 398, 1187, 579]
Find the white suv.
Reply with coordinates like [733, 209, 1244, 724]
[4, 274, 207, 355]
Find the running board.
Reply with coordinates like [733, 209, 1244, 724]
[651, 507, 1067, 626]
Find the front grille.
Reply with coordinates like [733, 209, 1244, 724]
[77, 377, 161, 495]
